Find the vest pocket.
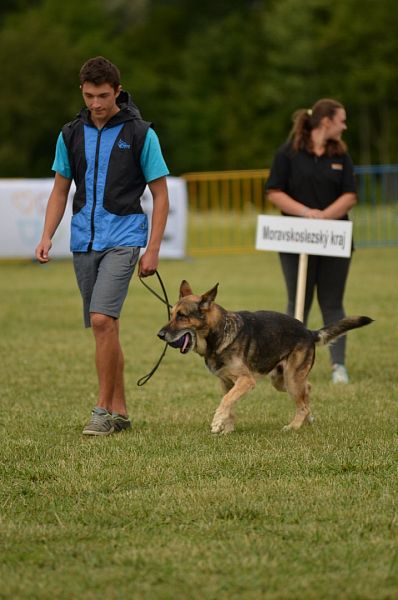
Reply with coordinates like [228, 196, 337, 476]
[103, 191, 144, 216]
[72, 189, 86, 215]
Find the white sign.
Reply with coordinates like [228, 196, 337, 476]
[256, 215, 353, 258]
[0, 176, 187, 259]
[141, 176, 187, 259]
[0, 179, 72, 258]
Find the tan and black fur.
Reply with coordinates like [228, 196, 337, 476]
[158, 281, 373, 433]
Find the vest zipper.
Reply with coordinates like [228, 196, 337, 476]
[87, 128, 103, 251]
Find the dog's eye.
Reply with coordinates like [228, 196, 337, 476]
[176, 311, 186, 320]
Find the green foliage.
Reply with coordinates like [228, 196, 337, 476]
[0, 250, 397, 598]
[0, 0, 397, 176]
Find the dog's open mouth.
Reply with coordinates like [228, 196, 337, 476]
[168, 332, 193, 354]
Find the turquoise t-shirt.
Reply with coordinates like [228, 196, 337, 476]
[52, 127, 169, 182]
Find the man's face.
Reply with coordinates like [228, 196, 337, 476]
[81, 82, 121, 126]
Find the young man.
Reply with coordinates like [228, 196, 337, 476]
[35, 56, 169, 435]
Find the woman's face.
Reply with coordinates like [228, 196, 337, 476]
[326, 108, 347, 141]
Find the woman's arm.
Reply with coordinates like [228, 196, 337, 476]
[267, 189, 317, 217]
[321, 192, 357, 220]
[267, 189, 356, 220]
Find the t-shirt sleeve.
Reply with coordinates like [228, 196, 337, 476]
[265, 146, 290, 193]
[52, 132, 72, 179]
[342, 153, 357, 193]
[140, 128, 170, 182]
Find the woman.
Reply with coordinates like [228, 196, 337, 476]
[266, 98, 357, 384]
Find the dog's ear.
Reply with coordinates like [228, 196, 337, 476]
[179, 280, 193, 298]
[199, 283, 219, 310]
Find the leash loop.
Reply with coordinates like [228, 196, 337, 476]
[136, 270, 171, 386]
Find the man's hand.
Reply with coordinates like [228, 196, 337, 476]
[138, 248, 159, 277]
[35, 238, 52, 263]
[35, 173, 72, 263]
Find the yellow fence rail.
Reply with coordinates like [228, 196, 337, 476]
[182, 169, 271, 255]
[181, 166, 398, 255]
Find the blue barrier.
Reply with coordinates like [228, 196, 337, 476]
[354, 165, 398, 247]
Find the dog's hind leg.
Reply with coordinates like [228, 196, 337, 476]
[282, 346, 314, 431]
[270, 364, 314, 424]
[282, 382, 312, 431]
[211, 374, 256, 434]
[269, 363, 286, 392]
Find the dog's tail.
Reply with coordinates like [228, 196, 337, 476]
[313, 316, 373, 346]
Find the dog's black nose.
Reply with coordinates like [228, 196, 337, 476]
[157, 328, 166, 340]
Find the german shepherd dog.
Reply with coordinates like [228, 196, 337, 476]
[158, 281, 373, 434]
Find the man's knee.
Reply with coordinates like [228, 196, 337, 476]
[90, 312, 116, 334]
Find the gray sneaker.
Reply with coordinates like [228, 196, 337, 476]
[82, 409, 114, 436]
[112, 413, 131, 433]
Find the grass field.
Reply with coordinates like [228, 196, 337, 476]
[1, 249, 398, 599]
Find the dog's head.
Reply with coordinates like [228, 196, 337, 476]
[157, 280, 219, 355]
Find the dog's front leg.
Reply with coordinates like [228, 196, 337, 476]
[211, 375, 256, 434]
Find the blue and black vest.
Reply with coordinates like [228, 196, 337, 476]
[62, 91, 152, 252]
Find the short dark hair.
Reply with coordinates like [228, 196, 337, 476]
[79, 56, 121, 90]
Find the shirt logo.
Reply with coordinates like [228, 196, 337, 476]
[331, 163, 343, 170]
[118, 139, 131, 150]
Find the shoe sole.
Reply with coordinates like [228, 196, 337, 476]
[82, 427, 115, 436]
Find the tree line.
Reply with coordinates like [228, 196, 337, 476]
[1, 0, 397, 177]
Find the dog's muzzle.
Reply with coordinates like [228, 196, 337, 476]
[158, 328, 194, 354]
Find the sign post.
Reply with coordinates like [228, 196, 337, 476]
[255, 215, 353, 322]
[295, 253, 308, 321]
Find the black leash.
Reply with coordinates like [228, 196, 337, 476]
[136, 270, 172, 386]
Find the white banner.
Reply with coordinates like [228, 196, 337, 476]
[141, 176, 187, 259]
[256, 214, 353, 258]
[0, 176, 187, 259]
[0, 179, 72, 258]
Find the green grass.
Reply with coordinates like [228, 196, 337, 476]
[1, 249, 398, 599]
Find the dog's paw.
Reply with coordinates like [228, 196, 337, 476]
[211, 410, 235, 434]
[211, 421, 235, 434]
[282, 424, 294, 432]
[282, 421, 302, 432]
[305, 413, 315, 425]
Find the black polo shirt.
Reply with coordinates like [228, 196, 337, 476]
[266, 142, 356, 215]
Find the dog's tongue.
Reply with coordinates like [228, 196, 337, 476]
[180, 333, 190, 354]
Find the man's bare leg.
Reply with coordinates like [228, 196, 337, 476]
[90, 313, 127, 415]
[110, 322, 128, 417]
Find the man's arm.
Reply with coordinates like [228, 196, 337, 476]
[138, 176, 169, 277]
[35, 173, 72, 263]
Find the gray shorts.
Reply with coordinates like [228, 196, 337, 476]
[73, 247, 140, 328]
